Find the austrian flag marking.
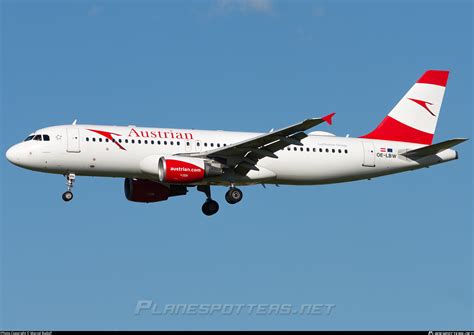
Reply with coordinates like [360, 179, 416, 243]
[377, 147, 397, 159]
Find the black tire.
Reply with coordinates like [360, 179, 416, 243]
[202, 199, 219, 216]
[62, 191, 73, 202]
[225, 191, 232, 204]
[225, 188, 243, 204]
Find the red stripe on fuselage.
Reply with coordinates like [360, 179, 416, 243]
[360, 116, 433, 145]
[87, 129, 126, 150]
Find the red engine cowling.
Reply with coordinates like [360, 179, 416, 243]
[158, 156, 223, 183]
[124, 178, 187, 203]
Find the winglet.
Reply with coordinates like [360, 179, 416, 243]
[322, 112, 336, 125]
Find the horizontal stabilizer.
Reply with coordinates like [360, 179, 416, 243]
[401, 138, 468, 159]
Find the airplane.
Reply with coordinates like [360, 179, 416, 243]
[5, 70, 467, 216]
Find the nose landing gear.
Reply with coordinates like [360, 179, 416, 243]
[62, 173, 75, 202]
[62, 191, 73, 201]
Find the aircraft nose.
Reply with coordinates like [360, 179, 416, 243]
[6, 145, 21, 165]
[6, 146, 14, 162]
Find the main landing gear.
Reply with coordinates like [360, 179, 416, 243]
[198, 185, 219, 216]
[198, 185, 244, 216]
[62, 173, 75, 202]
[225, 186, 243, 205]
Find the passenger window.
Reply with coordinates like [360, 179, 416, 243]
[300, 147, 303, 151]
[313, 148, 316, 152]
[43, 135, 50, 141]
[86, 137, 89, 142]
[170, 141, 174, 145]
[345, 149, 348, 154]
[338, 149, 342, 153]
[211, 143, 214, 147]
[33, 135, 42, 141]
[157, 141, 161, 145]
[177, 141, 180, 146]
[131, 139, 135, 144]
[164, 141, 167, 145]
[204, 143, 208, 147]
[138, 140, 141, 144]
[124, 139, 128, 143]
[119, 139, 122, 143]
[186, 142, 190, 146]
[319, 148, 323, 152]
[197, 142, 200, 146]
[325, 148, 329, 153]
[151, 140, 154, 144]
[306, 148, 310, 152]
[92, 138, 96, 142]
[287, 147, 291, 151]
[106, 139, 109, 142]
[293, 147, 297, 151]
[332, 149, 335, 153]
[144, 140, 148, 144]
[99, 138, 102, 142]
[217, 143, 221, 147]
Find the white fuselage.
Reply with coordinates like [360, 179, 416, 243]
[6, 124, 458, 186]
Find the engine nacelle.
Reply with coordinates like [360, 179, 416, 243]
[158, 156, 223, 183]
[124, 178, 187, 203]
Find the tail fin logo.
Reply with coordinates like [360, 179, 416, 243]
[407, 98, 435, 117]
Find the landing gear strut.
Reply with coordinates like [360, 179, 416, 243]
[62, 173, 75, 202]
[198, 185, 219, 216]
[225, 186, 243, 205]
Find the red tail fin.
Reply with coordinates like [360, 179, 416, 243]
[360, 70, 449, 145]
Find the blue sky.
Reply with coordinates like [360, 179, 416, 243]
[1, 0, 472, 330]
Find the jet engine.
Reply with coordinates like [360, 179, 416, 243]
[124, 178, 187, 203]
[158, 156, 223, 183]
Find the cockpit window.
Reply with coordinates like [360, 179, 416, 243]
[24, 134, 50, 141]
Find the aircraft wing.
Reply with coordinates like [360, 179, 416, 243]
[185, 113, 335, 175]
